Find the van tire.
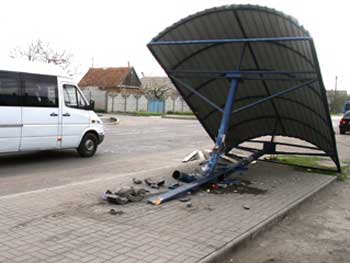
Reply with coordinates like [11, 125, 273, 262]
[78, 133, 98, 157]
[340, 129, 345, 135]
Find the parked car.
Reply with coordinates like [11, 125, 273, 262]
[339, 111, 350, 135]
[344, 100, 350, 113]
[0, 60, 104, 157]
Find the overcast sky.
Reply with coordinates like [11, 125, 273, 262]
[1, 0, 349, 92]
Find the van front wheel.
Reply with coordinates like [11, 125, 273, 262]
[78, 133, 98, 157]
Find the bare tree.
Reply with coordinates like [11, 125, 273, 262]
[143, 78, 172, 100]
[9, 39, 79, 76]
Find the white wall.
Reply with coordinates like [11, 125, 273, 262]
[138, 96, 148, 112]
[82, 86, 107, 111]
[84, 87, 191, 113]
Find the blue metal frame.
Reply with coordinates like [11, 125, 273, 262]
[168, 69, 317, 76]
[228, 115, 332, 145]
[248, 140, 322, 151]
[232, 79, 316, 114]
[146, 35, 341, 205]
[236, 146, 329, 157]
[201, 95, 328, 125]
[171, 76, 224, 113]
[148, 36, 312, 46]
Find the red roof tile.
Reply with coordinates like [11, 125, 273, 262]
[79, 67, 132, 88]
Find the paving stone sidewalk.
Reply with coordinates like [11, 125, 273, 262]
[0, 162, 335, 263]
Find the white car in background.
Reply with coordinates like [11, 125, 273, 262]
[0, 60, 104, 157]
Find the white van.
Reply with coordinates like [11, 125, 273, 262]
[0, 60, 104, 157]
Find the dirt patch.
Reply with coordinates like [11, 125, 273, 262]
[206, 179, 267, 195]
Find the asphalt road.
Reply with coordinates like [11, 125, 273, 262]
[0, 115, 348, 197]
[0, 116, 211, 196]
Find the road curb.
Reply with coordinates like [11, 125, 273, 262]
[198, 175, 336, 263]
[162, 114, 196, 120]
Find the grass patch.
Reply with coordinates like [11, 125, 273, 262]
[267, 155, 349, 180]
[337, 161, 350, 181]
[166, 111, 194, 116]
[134, 111, 162, 116]
[270, 155, 323, 168]
[94, 109, 107, 113]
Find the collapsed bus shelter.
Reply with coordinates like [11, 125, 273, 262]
[147, 5, 340, 204]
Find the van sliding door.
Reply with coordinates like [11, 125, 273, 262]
[20, 73, 59, 150]
[0, 71, 21, 153]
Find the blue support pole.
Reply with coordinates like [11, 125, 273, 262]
[147, 77, 241, 205]
[204, 77, 239, 177]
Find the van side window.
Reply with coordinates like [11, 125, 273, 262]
[23, 77, 58, 107]
[0, 74, 20, 106]
[63, 85, 87, 108]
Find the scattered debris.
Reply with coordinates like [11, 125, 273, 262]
[186, 202, 193, 208]
[103, 187, 149, 205]
[211, 184, 220, 190]
[179, 196, 191, 202]
[109, 209, 124, 215]
[136, 188, 149, 195]
[182, 149, 239, 165]
[182, 150, 206, 162]
[132, 178, 142, 185]
[117, 187, 135, 197]
[145, 178, 165, 189]
[127, 194, 144, 202]
[220, 154, 238, 163]
[172, 171, 198, 183]
[243, 204, 250, 210]
[105, 193, 128, 205]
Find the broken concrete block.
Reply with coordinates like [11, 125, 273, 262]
[243, 205, 250, 210]
[179, 196, 191, 202]
[127, 194, 144, 202]
[132, 178, 142, 185]
[117, 187, 135, 197]
[109, 209, 124, 215]
[105, 194, 129, 205]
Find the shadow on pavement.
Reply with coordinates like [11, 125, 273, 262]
[0, 150, 80, 167]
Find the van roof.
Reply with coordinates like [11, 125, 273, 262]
[0, 59, 71, 78]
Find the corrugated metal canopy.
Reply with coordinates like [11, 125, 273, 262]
[148, 4, 340, 169]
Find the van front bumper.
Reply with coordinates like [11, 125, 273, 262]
[98, 133, 105, 144]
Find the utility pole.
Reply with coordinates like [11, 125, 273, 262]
[333, 76, 338, 113]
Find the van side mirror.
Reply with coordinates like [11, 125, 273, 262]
[89, 100, 95, 111]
